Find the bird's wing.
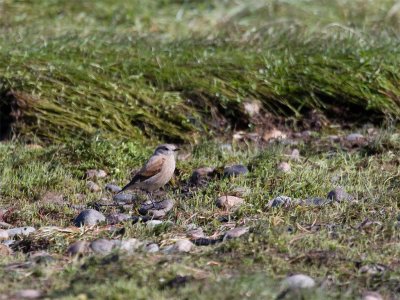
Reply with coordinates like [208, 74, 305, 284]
[119, 155, 166, 192]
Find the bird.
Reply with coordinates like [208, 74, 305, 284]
[117, 144, 179, 201]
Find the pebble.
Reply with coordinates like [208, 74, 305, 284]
[186, 227, 205, 239]
[282, 274, 316, 289]
[328, 135, 340, 142]
[263, 129, 287, 142]
[105, 183, 122, 193]
[216, 195, 244, 210]
[327, 187, 354, 202]
[289, 149, 300, 161]
[223, 165, 249, 177]
[362, 291, 383, 300]
[346, 133, 365, 143]
[0, 244, 12, 256]
[29, 251, 55, 265]
[106, 213, 132, 225]
[7, 226, 36, 237]
[90, 239, 117, 255]
[165, 239, 194, 253]
[66, 240, 90, 257]
[146, 220, 164, 229]
[190, 167, 215, 185]
[74, 209, 106, 227]
[113, 193, 137, 204]
[86, 169, 107, 179]
[87, 181, 101, 192]
[243, 100, 261, 117]
[13, 289, 42, 299]
[119, 238, 143, 253]
[139, 199, 174, 219]
[0, 229, 9, 240]
[223, 226, 249, 240]
[145, 243, 160, 253]
[277, 162, 291, 173]
[268, 196, 292, 208]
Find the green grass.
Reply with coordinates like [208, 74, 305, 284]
[1, 0, 400, 143]
[1, 127, 400, 298]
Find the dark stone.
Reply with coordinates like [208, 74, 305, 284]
[192, 237, 222, 246]
[327, 187, 354, 202]
[113, 193, 136, 204]
[105, 183, 122, 193]
[139, 199, 174, 219]
[223, 165, 249, 177]
[106, 213, 132, 225]
[73, 209, 105, 227]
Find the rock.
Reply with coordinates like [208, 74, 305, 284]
[119, 239, 143, 253]
[190, 167, 216, 185]
[359, 264, 387, 275]
[165, 239, 194, 253]
[328, 135, 340, 142]
[243, 100, 261, 117]
[74, 209, 105, 227]
[346, 133, 364, 143]
[146, 220, 164, 229]
[289, 149, 300, 161]
[223, 165, 249, 178]
[40, 191, 65, 205]
[145, 243, 160, 253]
[304, 197, 331, 206]
[7, 226, 36, 237]
[90, 239, 117, 255]
[86, 169, 107, 179]
[0, 229, 9, 240]
[327, 187, 354, 202]
[139, 199, 174, 219]
[282, 274, 316, 289]
[362, 291, 383, 300]
[0, 244, 12, 256]
[186, 227, 205, 239]
[277, 162, 291, 173]
[106, 213, 132, 225]
[66, 240, 91, 257]
[263, 128, 287, 142]
[105, 183, 122, 193]
[113, 193, 137, 204]
[223, 227, 249, 240]
[268, 196, 292, 208]
[87, 181, 101, 192]
[216, 195, 244, 210]
[29, 251, 55, 265]
[14, 289, 42, 299]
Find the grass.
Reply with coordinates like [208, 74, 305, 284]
[1, 0, 400, 143]
[1, 127, 400, 299]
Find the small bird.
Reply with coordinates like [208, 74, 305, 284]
[118, 144, 179, 200]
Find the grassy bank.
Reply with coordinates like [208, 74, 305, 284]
[1, 0, 400, 143]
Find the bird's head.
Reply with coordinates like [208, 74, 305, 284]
[154, 144, 180, 156]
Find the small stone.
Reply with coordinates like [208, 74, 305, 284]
[29, 251, 55, 265]
[165, 239, 194, 253]
[289, 149, 300, 161]
[87, 181, 101, 192]
[119, 238, 143, 253]
[346, 133, 364, 142]
[216, 195, 244, 210]
[268, 196, 292, 208]
[327, 187, 354, 202]
[146, 220, 164, 228]
[74, 209, 106, 227]
[14, 289, 42, 299]
[0, 244, 12, 256]
[277, 162, 291, 173]
[243, 100, 261, 117]
[7, 226, 36, 237]
[105, 183, 122, 193]
[0, 229, 9, 240]
[86, 169, 107, 179]
[359, 264, 387, 275]
[106, 213, 132, 225]
[186, 227, 205, 239]
[90, 239, 117, 255]
[139, 199, 174, 219]
[223, 165, 249, 178]
[282, 274, 316, 289]
[66, 240, 91, 257]
[304, 197, 331, 206]
[328, 135, 340, 142]
[145, 243, 159, 253]
[190, 167, 216, 185]
[362, 291, 383, 300]
[113, 193, 137, 204]
[223, 227, 249, 240]
[263, 129, 287, 142]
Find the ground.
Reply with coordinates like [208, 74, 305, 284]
[1, 1, 400, 299]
